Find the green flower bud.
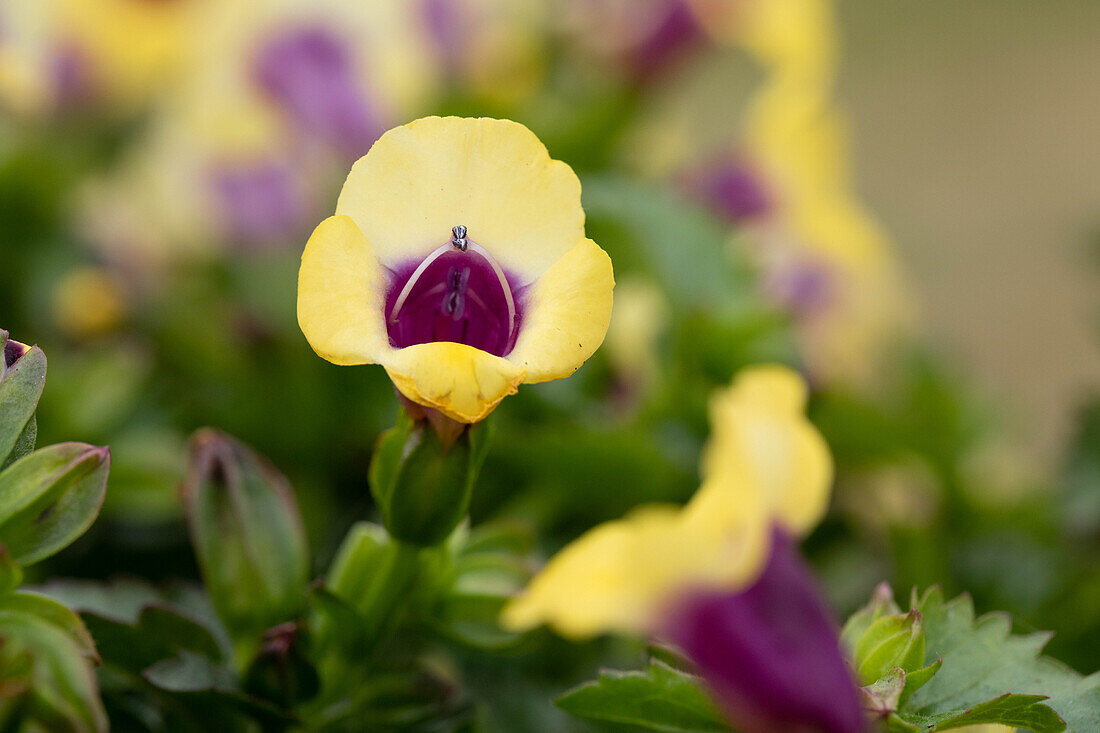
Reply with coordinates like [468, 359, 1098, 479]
[853, 609, 925, 686]
[181, 430, 310, 656]
[0, 330, 45, 469]
[370, 409, 491, 547]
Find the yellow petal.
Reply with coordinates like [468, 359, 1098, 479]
[501, 472, 770, 639]
[703, 365, 833, 535]
[336, 116, 584, 284]
[297, 215, 391, 366]
[509, 238, 615, 383]
[383, 342, 526, 424]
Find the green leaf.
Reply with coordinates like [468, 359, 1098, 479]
[0, 590, 98, 663]
[0, 609, 107, 732]
[555, 660, 729, 732]
[0, 443, 109, 565]
[894, 587, 1100, 732]
[0, 342, 45, 467]
[0, 543, 22, 593]
[3, 416, 37, 471]
[581, 175, 753, 313]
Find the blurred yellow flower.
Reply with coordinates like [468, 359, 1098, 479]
[501, 365, 833, 638]
[298, 116, 614, 423]
[52, 267, 125, 339]
[603, 276, 669, 392]
[0, 0, 204, 115]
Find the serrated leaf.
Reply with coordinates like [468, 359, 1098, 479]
[555, 660, 729, 732]
[896, 587, 1100, 731]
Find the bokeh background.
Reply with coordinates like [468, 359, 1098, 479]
[1, 0, 1097, 711]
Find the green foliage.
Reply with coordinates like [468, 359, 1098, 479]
[555, 658, 729, 732]
[0, 443, 110, 566]
[855, 586, 1100, 732]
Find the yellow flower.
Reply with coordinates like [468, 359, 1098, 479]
[52, 267, 125, 339]
[501, 365, 833, 638]
[298, 116, 615, 423]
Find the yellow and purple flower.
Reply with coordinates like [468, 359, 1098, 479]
[298, 116, 615, 423]
[502, 365, 863, 732]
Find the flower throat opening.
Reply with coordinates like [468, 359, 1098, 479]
[386, 227, 520, 357]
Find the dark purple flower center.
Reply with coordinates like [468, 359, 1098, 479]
[667, 527, 864, 733]
[385, 228, 522, 358]
[252, 25, 383, 155]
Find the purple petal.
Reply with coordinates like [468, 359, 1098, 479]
[209, 159, 305, 246]
[627, 0, 705, 82]
[691, 161, 773, 223]
[253, 25, 384, 156]
[667, 528, 865, 733]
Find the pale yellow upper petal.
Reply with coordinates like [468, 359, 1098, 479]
[500, 478, 769, 639]
[335, 116, 584, 284]
[703, 365, 833, 535]
[508, 238, 615, 383]
[297, 215, 391, 366]
[382, 342, 526, 424]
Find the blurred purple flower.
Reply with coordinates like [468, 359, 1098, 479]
[421, 0, 466, 76]
[627, 0, 705, 82]
[667, 528, 865, 733]
[690, 161, 773, 223]
[253, 26, 384, 156]
[210, 159, 305, 246]
[766, 259, 836, 317]
[50, 43, 94, 111]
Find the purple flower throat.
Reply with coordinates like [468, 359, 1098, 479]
[385, 227, 522, 358]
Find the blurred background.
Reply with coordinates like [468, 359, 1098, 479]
[0, 0, 1097, 708]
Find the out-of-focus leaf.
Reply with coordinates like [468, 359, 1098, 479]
[0, 543, 22, 594]
[0, 443, 109, 565]
[35, 577, 231, 675]
[582, 175, 753, 312]
[0, 339, 45, 467]
[555, 660, 729, 732]
[0, 610, 107, 732]
[142, 651, 293, 727]
[0, 590, 98, 663]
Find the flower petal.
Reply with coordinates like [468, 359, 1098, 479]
[508, 238, 615, 382]
[382, 342, 526, 424]
[297, 215, 390, 366]
[500, 473, 769, 639]
[335, 116, 584, 284]
[703, 365, 833, 536]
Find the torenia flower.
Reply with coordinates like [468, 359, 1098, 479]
[298, 116, 615, 423]
[501, 364, 831, 637]
[503, 365, 862, 732]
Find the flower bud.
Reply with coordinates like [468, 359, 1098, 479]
[851, 609, 925, 687]
[0, 330, 45, 469]
[369, 409, 491, 547]
[181, 430, 310, 652]
[666, 528, 865, 733]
